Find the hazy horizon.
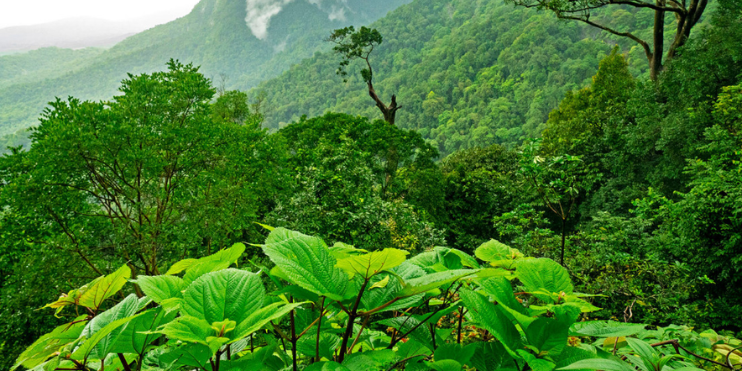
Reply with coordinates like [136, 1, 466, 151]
[0, 0, 201, 29]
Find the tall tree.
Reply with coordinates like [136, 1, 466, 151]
[329, 26, 401, 125]
[506, 0, 711, 80]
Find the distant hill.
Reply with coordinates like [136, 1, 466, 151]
[252, 0, 657, 155]
[0, 13, 187, 53]
[0, 0, 411, 137]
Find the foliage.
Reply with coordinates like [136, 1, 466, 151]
[504, 0, 710, 80]
[18, 227, 736, 371]
[0, 62, 284, 370]
[256, 0, 659, 154]
[0, 0, 412, 138]
[439, 144, 519, 250]
[267, 113, 444, 252]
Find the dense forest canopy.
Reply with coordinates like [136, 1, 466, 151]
[1, 0, 742, 370]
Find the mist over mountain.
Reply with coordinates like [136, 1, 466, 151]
[0, 12, 189, 53]
[0, 0, 411, 138]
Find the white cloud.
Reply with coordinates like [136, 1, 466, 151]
[327, 5, 346, 21]
[244, 0, 353, 40]
[245, 0, 294, 40]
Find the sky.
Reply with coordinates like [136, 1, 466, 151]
[0, 0, 202, 28]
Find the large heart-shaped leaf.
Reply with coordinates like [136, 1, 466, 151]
[135, 275, 187, 305]
[516, 259, 573, 302]
[181, 268, 264, 325]
[262, 228, 348, 301]
[459, 289, 522, 359]
[336, 248, 408, 279]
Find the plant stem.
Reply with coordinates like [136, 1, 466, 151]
[349, 316, 370, 354]
[290, 298, 298, 371]
[117, 354, 132, 371]
[338, 278, 370, 362]
[315, 297, 326, 363]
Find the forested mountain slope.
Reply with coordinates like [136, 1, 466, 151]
[254, 0, 662, 155]
[0, 0, 410, 138]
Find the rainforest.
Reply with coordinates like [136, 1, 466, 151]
[0, 0, 741, 370]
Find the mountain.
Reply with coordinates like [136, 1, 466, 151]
[253, 0, 656, 155]
[0, 0, 411, 138]
[0, 13, 187, 53]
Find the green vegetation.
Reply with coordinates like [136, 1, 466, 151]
[11, 228, 742, 371]
[255, 0, 672, 154]
[2, 0, 742, 369]
[0, 0, 411, 139]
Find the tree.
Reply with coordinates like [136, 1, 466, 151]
[518, 140, 597, 265]
[269, 113, 443, 251]
[0, 60, 276, 277]
[506, 0, 711, 80]
[329, 26, 401, 125]
[440, 145, 520, 251]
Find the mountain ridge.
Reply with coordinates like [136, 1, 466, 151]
[0, 0, 411, 138]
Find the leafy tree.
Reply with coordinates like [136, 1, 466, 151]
[0, 61, 283, 368]
[635, 83, 742, 328]
[505, 0, 711, 80]
[439, 145, 519, 251]
[518, 140, 597, 265]
[329, 26, 401, 125]
[268, 113, 443, 251]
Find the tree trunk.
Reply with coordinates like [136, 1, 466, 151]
[650, 2, 666, 81]
[560, 218, 566, 266]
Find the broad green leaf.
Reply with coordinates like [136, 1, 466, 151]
[135, 275, 186, 304]
[427, 359, 462, 371]
[447, 248, 480, 269]
[182, 243, 246, 283]
[329, 242, 368, 260]
[11, 320, 87, 370]
[156, 343, 212, 368]
[399, 269, 477, 296]
[165, 259, 198, 275]
[626, 338, 657, 361]
[108, 307, 177, 355]
[558, 358, 635, 371]
[232, 301, 305, 341]
[336, 248, 409, 279]
[459, 289, 522, 358]
[516, 258, 573, 303]
[469, 342, 518, 371]
[78, 265, 132, 310]
[395, 340, 432, 359]
[435, 343, 476, 366]
[370, 276, 390, 290]
[71, 313, 143, 360]
[342, 353, 379, 371]
[262, 228, 348, 301]
[76, 294, 141, 360]
[158, 316, 214, 346]
[478, 277, 533, 327]
[475, 240, 523, 268]
[181, 268, 264, 325]
[570, 321, 646, 338]
[554, 346, 599, 370]
[518, 350, 557, 371]
[361, 274, 424, 314]
[297, 333, 342, 359]
[525, 317, 569, 356]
